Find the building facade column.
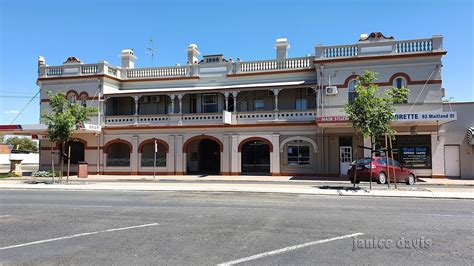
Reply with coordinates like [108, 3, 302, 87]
[223, 92, 230, 111]
[167, 135, 176, 174]
[231, 134, 239, 175]
[363, 136, 372, 157]
[271, 134, 281, 175]
[168, 94, 176, 114]
[231, 91, 239, 112]
[222, 134, 231, 175]
[133, 95, 139, 124]
[175, 135, 184, 175]
[177, 94, 184, 114]
[131, 135, 139, 174]
[271, 89, 281, 111]
[431, 131, 445, 178]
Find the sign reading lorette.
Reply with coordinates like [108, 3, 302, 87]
[316, 112, 457, 124]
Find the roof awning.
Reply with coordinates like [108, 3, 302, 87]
[104, 80, 315, 96]
[0, 124, 101, 137]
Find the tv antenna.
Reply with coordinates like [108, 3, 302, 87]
[146, 37, 156, 66]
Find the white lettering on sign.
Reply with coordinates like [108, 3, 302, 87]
[394, 112, 457, 122]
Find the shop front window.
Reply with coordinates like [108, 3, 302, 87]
[287, 144, 310, 166]
[376, 135, 431, 169]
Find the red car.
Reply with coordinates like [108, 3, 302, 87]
[347, 157, 416, 185]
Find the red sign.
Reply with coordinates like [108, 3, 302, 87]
[316, 116, 350, 123]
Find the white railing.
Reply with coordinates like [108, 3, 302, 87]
[237, 111, 276, 121]
[47, 67, 63, 76]
[277, 110, 317, 120]
[323, 45, 358, 58]
[108, 67, 118, 76]
[105, 116, 136, 125]
[137, 115, 169, 124]
[239, 57, 314, 73]
[396, 39, 433, 53]
[182, 113, 223, 122]
[81, 65, 98, 74]
[316, 37, 441, 60]
[126, 66, 188, 78]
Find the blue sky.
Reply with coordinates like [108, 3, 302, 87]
[0, 0, 472, 125]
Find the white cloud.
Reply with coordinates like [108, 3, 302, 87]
[4, 110, 20, 115]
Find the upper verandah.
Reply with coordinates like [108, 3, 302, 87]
[37, 32, 445, 82]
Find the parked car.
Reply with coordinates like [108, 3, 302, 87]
[347, 157, 416, 185]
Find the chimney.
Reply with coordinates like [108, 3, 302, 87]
[187, 44, 200, 64]
[275, 38, 290, 59]
[120, 49, 137, 69]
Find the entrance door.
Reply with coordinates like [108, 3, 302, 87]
[199, 139, 220, 174]
[339, 146, 352, 175]
[444, 145, 460, 177]
[241, 141, 270, 174]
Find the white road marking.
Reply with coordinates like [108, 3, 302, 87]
[0, 215, 11, 218]
[76, 206, 113, 208]
[0, 223, 159, 251]
[218, 232, 364, 265]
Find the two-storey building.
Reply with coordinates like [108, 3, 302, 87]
[14, 32, 462, 178]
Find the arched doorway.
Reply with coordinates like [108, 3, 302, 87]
[184, 136, 222, 174]
[105, 140, 132, 166]
[240, 139, 271, 174]
[62, 140, 85, 164]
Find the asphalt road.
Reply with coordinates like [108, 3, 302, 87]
[0, 190, 472, 265]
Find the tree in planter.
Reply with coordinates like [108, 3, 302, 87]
[344, 70, 408, 189]
[42, 91, 98, 183]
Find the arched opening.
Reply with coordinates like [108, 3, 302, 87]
[62, 140, 85, 164]
[106, 141, 131, 166]
[240, 139, 271, 174]
[185, 137, 221, 174]
[140, 140, 167, 167]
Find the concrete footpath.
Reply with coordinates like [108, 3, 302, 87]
[1, 174, 473, 199]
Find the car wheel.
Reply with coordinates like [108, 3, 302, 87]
[407, 174, 415, 185]
[377, 172, 387, 184]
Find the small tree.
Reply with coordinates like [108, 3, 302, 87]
[344, 70, 408, 189]
[5, 136, 38, 152]
[42, 91, 97, 182]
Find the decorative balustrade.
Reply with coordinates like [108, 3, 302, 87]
[316, 36, 441, 60]
[239, 57, 314, 73]
[81, 65, 98, 74]
[396, 39, 433, 53]
[235, 110, 316, 123]
[107, 67, 117, 76]
[137, 115, 169, 123]
[105, 116, 136, 125]
[182, 113, 223, 122]
[47, 67, 63, 76]
[126, 66, 188, 79]
[323, 45, 358, 58]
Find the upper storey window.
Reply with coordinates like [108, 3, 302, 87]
[393, 77, 407, 89]
[80, 96, 87, 107]
[67, 94, 76, 107]
[348, 79, 358, 103]
[393, 76, 408, 103]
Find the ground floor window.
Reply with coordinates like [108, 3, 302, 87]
[287, 141, 310, 166]
[377, 135, 432, 169]
[106, 142, 130, 166]
[141, 142, 166, 167]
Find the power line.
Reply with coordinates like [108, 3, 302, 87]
[10, 90, 41, 124]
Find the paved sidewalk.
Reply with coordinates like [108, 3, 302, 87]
[0, 176, 473, 199]
[4, 174, 474, 186]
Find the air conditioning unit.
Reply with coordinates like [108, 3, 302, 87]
[325, 86, 338, 96]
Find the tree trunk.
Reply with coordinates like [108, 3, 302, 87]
[369, 136, 373, 190]
[353, 146, 359, 188]
[60, 141, 65, 183]
[50, 145, 55, 184]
